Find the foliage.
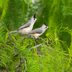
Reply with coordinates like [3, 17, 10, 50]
[0, 0, 72, 72]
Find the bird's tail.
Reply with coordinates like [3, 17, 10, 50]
[8, 30, 18, 34]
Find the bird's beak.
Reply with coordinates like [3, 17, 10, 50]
[34, 18, 37, 21]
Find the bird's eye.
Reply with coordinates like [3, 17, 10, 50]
[46, 26, 48, 28]
[45, 26, 47, 28]
[34, 18, 35, 20]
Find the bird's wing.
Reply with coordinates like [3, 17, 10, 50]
[18, 21, 31, 30]
[29, 28, 42, 34]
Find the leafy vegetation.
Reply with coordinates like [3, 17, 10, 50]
[0, 0, 72, 72]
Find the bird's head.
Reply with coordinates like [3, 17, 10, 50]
[41, 24, 48, 30]
[31, 14, 37, 25]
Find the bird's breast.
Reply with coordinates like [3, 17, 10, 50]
[31, 33, 40, 39]
[19, 27, 32, 34]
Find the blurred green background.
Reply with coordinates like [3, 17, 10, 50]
[0, 0, 72, 72]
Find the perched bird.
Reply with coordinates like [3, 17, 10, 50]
[9, 15, 37, 34]
[29, 24, 48, 39]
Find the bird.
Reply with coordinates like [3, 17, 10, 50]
[29, 24, 48, 39]
[9, 15, 37, 35]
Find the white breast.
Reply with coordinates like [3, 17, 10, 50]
[31, 33, 40, 39]
[19, 27, 32, 34]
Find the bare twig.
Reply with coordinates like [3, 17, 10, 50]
[29, 43, 42, 51]
[29, 43, 69, 56]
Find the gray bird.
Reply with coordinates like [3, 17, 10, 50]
[9, 15, 37, 34]
[29, 24, 48, 39]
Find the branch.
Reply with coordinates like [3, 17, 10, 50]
[29, 43, 42, 51]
